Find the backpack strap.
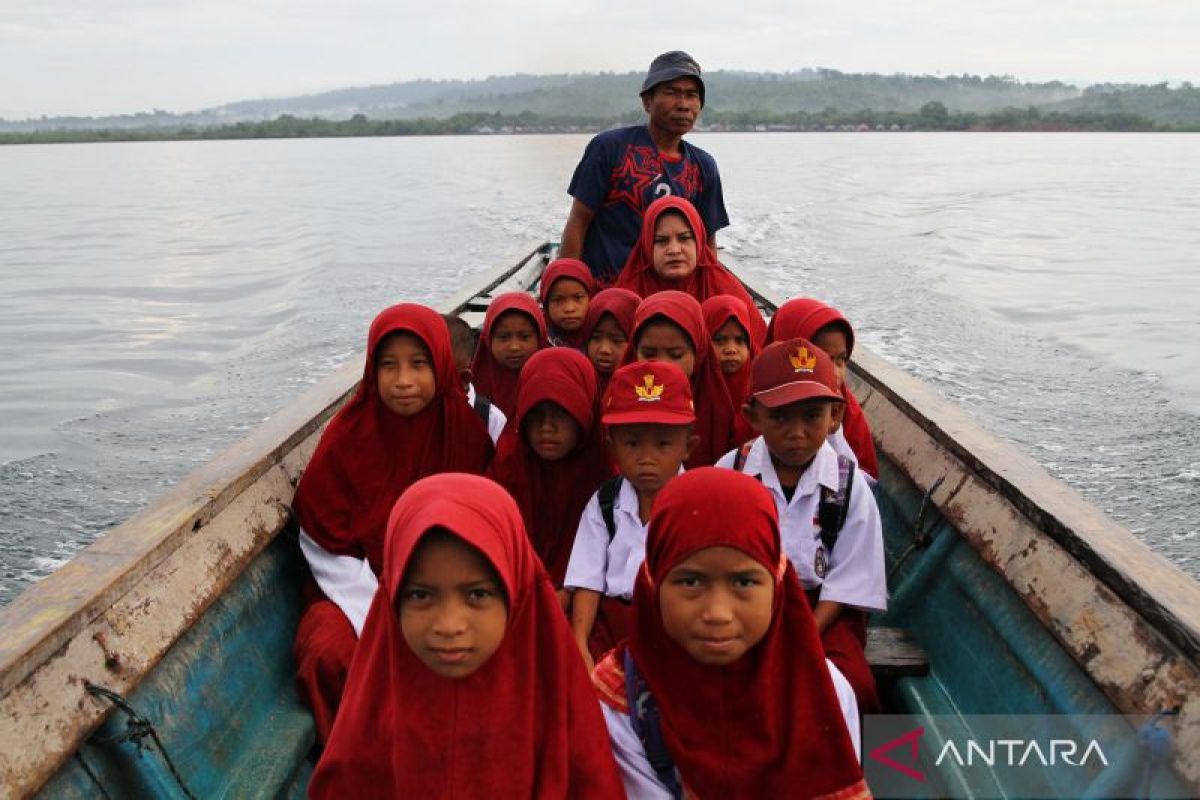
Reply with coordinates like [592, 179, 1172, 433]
[731, 439, 755, 472]
[598, 476, 624, 542]
[817, 454, 856, 553]
[472, 391, 492, 425]
[624, 649, 683, 800]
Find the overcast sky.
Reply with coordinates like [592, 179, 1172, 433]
[2, 0, 1197, 119]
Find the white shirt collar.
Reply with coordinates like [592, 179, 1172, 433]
[744, 438, 840, 502]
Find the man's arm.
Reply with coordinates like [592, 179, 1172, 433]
[559, 198, 595, 260]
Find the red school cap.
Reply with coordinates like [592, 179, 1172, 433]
[602, 361, 696, 426]
[750, 338, 844, 408]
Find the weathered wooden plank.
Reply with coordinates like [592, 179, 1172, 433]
[866, 627, 930, 678]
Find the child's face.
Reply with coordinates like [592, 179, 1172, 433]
[606, 424, 697, 495]
[651, 211, 699, 281]
[811, 326, 849, 389]
[546, 278, 589, 332]
[586, 313, 629, 374]
[635, 320, 696, 379]
[376, 332, 437, 417]
[745, 399, 835, 469]
[399, 532, 508, 679]
[711, 318, 750, 375]
[659, 545, 774, 666]
[522, 400, 583, 461]
[489, 311, 539, 370]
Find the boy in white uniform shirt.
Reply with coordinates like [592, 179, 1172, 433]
[564, 360, 698, 671]
[716, 337, 886, 710]
[442, 313, 507, 444]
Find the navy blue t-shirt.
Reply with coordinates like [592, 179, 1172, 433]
[567, 125, 729, 283]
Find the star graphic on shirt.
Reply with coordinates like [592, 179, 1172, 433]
[605, 145, 663, 212]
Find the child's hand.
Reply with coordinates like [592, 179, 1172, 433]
[557, 587, 573, 614]
[576, 639, 596, 674]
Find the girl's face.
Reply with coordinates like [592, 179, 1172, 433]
[651, 211, 699, 281]
[635, 319, 696, 379]
[489, 311, 540, 371]
[398, 531, 508, 679]
[712, 318, 750, 375]
[586, 313, 629, 374]
[811, 326, 850, 389]
[376, 332, 437, 417]
[546, 278, 590, 332]
[659, 546, 774, 666]
[522, 400, 583, 461]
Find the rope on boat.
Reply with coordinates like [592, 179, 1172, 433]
[888, 474, 947, 580]
[84, 681, 198, 800]
[74, 751, 115, 800]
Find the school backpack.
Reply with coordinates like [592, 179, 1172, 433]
[624, 649, 683, 799]
[472, 392, 492, 425]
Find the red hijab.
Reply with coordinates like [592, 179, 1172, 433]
[623, 291, 736, 467]
[578, 287, 641, 392]
[703, 294, 763, 449]
[614, 195, 766, 341]
[594, 468, 869, 800]
[766, 298, 879, 477]
[540, 258, 597, 348]
[309, 473, 624, 798]
[488, 348, 613, 585]
[470, 292, 549, 417]
[293, 304, 493, 574]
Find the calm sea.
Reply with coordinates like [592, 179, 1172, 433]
[1, 133, 1197, 605]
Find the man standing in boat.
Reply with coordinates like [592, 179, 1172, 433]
[560, 50, 729, 284]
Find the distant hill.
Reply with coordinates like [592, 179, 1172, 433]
[3, 69, 1198, 133]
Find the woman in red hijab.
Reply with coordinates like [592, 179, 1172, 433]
[539, 257, 597, 348]
[702, 294, 762, 447]
[488, 348, 613, 586]
[579, 287, 641, 392]
[614, 195, 766, 341]
[309, 473, 624, 798]
[592, 468, 869, 799]
[471, 292, 549, 417]
[292, 303, 493, 744]
[623, 291, 737, 467]
[766, 298, 879, 478]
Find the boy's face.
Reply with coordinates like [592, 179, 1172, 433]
[546, 278, 589, 332]
[522, 400, 583, 461]
[489, 311, 539, 370]
[659, 545, 774, 666]
[586, 313, 629, 374]
[744, 398, 835, 469]
[375, 332, 437, 417]
[711, 318, 750, 375]
[651, 212, 698, 282]
[399, 533, 508, 679]
[635, 320, 696, 379]
[606, 423, 697, 495]
[811, 327, 849, 389]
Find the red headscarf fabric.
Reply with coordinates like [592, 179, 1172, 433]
[578, 287, 641, 392]
[613, 195, 766, 341]
[766, 298, 879, 477]
[293, 304, 493, 574]
[540, 258, 597, 348]
[470, 292, 549, 417]
[308, 473, 624, 799]
[488, 348, 613, 585]
[623, 291, 736, 467]
[702, 294, 763, 448]
[594, 468, 869, 800]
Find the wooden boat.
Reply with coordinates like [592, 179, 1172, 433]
[1, 242, 1198, 798]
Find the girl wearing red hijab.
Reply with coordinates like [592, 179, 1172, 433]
[701, 294, 762, 447]
[623, 291, 737, 467]
[614, 195, 766, 342]
[592, 468, 869, 800]
[540, 257, 597, 348]
[766, 298, 879, 478]
[579, 287, 641, 392]
[488, 348, 614, 587]
[471, 292, 549, 417]
[309, 473, 624, 798]
[292, 304, 494, 744]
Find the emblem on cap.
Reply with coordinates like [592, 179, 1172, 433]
[789, 346, 817, 373]
[635, 373, 664, 402]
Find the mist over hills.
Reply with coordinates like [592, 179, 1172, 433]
[4, 68, 1198, 132]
